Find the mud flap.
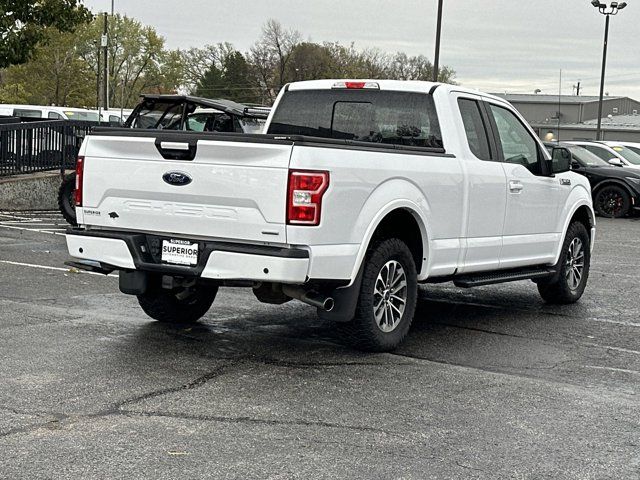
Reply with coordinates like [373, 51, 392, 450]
[119, 270, 148, 295]
[318, 264, 364, 323]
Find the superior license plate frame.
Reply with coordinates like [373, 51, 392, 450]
[161, 239, 199, 266]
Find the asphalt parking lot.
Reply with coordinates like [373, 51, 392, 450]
[0, 210, 639, 479]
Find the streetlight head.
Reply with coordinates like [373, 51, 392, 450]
[591, 0, 600, 7]
[610, 1, 618, 7]
[618, 2, 627, 9]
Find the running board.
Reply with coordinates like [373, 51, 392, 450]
[65, 260, 116, 275]
[453, 267, 556, 288]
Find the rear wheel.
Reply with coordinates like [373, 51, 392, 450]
[594, 185, 630, 218]
[137, 282, 218, 324]
[537, 221, 590, 304]
[344, 238, 418, 352]
[58, 173, 77, 226]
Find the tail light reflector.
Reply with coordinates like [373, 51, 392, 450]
[74, 156, 84, 206]
[287, 170, 330, 226]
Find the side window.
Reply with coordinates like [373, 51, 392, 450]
[186, 113, 208, 132]
[458, 98, 491, 161]
[582, 145, 613, 162]
[489, 104, 541, 174]
[14, 109, 42, 118]
[48, 111, 63, 119]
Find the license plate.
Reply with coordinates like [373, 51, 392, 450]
[161, 239, 199, 266]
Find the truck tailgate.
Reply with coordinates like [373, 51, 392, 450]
[80, 134, 293, 244]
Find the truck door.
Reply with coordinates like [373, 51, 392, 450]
[484, 102, 561, 268]
[453, 94, 507, 273]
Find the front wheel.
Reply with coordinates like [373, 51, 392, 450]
[537, 221, 590, 304]
[137, 282, 218, 324]
[345, 238, 418, 352]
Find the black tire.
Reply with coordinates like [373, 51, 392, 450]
[58, 173, 77, 226]
[137, 282, 218, 324]
[594, 185, 631, 218]
[537, 221, 590, 304]
[344, 238, 418, 352]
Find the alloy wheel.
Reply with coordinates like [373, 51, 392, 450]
[373, 260, 407, 333]
[565, 237, 585, 290]
[597, 189, 625, 217]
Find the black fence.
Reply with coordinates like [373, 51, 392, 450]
[0, 119, 99, 177]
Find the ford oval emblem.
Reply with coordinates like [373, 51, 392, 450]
[163, 171, 192, 186]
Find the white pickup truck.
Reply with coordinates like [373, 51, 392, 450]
[65, 80, 595, 351]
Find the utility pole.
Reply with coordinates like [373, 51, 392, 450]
[102, 12, 109, 111]
[592, 1, 627, 141]
[95, 41, 101, 111]
[432, 0, 443, 82]
[596, 13, 610, 141]
[575, 81, 581, 96]
[557, 69, 562, 142]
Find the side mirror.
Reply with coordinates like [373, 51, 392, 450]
[549, 147, 571, 174]
[608, 158, 625, 167]
[571, 160, 581, 170]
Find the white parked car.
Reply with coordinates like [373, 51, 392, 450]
[567, 141, 640, 170]
[0, 104, 100, 121]
[65, 80, 595, 351]
[613, 141, 640, 158]
[98, 109, 133, 124]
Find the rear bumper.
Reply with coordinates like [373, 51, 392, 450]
[65, 228, 310, 284]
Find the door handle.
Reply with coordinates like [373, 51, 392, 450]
[509, 180, 524, 193]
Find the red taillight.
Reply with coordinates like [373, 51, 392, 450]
[74, 156, 84, 206]
[287, 170, 330, 226]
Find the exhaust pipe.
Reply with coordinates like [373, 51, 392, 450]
[282, 285, 334, 312]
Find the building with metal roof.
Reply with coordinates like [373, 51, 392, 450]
[493, 93, 640, 142]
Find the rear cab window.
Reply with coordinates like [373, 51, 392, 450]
[268, 89, 443, 149]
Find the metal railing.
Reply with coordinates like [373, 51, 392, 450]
[0, 119, 99, 177]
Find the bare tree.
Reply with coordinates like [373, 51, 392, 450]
[180, 42, 235, 92]
[248, 19, 301, 102]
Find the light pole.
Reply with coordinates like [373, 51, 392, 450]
[432, 0, 443, 82]
[592, 1, 626, 140]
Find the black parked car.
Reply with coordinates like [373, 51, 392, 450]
[545, 142, 640, 218]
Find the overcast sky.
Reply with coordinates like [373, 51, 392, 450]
[83, 0, 640, 99]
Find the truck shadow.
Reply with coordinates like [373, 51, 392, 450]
[119, 284, 584, 368]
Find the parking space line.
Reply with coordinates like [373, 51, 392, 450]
[0, 260, 117, 278]
[585, 365, 640, 376]
[0, 224, 65, 236]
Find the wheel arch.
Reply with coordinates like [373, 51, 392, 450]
[553, 198, 596, 265]
[592, 178, 635, 199]
[348, 201, 431, 286]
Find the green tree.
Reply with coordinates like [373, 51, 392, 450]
[194, 51, 259, 104]
[180, 42, 235, 93]
[0, 27, 95, 105]
[221, 51, 258, 103]
[0, 0, 91, 68]
[194, 63, 224, 98]
[284, 43, 336, 83]
[77, 14, 174, 108]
